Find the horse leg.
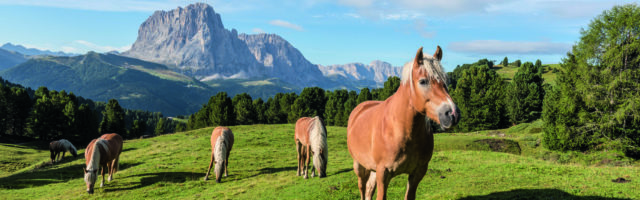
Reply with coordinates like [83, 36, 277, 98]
[304, 144, 311, 179]
[100, 165, 106, 187]
[296, 141, 302, 176]
[225, 151, 230, 177]
[353, 161, 372, 200]
[365, 171, 377, 200]
[204, 152, 215, 181]
[375, 168, 391, 200]
[108, 159, 118, 182]
[405, 169, 427, 200]
[310, 151, 316, 178]
[50, 150, 55, 163]
[62, 151, 66, 161]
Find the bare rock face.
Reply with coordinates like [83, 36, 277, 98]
[123, 3, 264, 79]
[238, 33, 326, 86]
[318, 60, 402, 86]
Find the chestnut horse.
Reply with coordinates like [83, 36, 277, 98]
[347, 46, 459, 200]
[205, 126, 235, 183]
[49, 139, 77, 163]
[83, 133, 123, 194]
[295, 116, 328, 179]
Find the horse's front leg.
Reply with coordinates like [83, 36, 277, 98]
[310, 151, 316, 178]
[62, 151, 66, 161]
[375, 168, 391, 200]
[405, 169, 427, 200]
[100, 165, 106, 187]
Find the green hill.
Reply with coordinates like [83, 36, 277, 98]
[493, 64, 562, 85]
[0, 52, 217, 116]
[1, 123, 637, 199]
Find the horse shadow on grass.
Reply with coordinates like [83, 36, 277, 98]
[104, 172, 205, 192]
[458, 189, 631, 200]
[0, 159, 141, 190]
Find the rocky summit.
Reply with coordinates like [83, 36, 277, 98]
[123, 3, 399, 88]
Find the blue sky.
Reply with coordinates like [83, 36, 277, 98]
[0, 0, 637, 71]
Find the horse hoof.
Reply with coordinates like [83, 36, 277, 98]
[304, 175, 308, 179]
[203, 177, 208, 181]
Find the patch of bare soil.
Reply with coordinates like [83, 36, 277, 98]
[612, 177, 630, 183]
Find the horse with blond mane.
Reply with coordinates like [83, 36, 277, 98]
[205, 126, 235, 183]
[347, 46, 459, 200]
[83, 133, 123, 194]
[295, 116, 328, 179]
[49, 139, 78, 163]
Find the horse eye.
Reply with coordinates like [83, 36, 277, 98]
[419, 79, 428, 85]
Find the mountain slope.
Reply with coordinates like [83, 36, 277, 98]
[0, 52, 214, 116]
[319, 60, 402, 88]
[0, 48, 26, 71]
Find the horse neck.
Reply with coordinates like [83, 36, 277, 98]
[385, 84, 426, 136]
[88, 142, 102, 171]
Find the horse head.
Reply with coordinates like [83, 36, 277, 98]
[406, 46, 459, 129]
[83, 167, 97, 194]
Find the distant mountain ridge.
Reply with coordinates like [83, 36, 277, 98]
[0, 48, 26, 71]
[123, 3, 398, 88]
[1, 43, 76, 57]
[319, 60, 402, 87]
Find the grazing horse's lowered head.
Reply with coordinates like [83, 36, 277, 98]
[205, 127, 235, 183]
[402, 46, 459, 129]
[83, 133, 123, 194]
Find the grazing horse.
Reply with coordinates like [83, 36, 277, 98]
[49, 139, 78, 163]
[205, 127, 235, 183]
[83, 133, 123, 194]
[347, 46, 459, 200]
[295, 116, 328, 179]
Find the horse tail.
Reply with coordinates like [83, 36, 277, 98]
[214, 131, 229, 181]
[309, 116, 328, 177]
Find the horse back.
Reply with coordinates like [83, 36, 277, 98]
[211, 127, 233, 151]
[295, 117, 314, 146]
[100, 133, 123, 159]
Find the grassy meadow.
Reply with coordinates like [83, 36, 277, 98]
[1, 122, 638, 199]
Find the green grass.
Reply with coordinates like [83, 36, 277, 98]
[493, 64, 561, 85]
[1, 123, 639, 199]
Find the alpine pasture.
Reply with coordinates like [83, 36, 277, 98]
[1, 122, 638, 199]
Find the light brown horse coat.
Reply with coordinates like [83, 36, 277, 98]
[205, 126, 234, 183]
[347, 46, 459, 200]
[83, 133, 123, 194]
[295, 116, 328, 179]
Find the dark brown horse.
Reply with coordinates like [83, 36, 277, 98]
[347, 46, 459, 200]
[49, 139, 77, 163]
[205, 126, 234, 183]
[295, 116, 328, 179]
[83, 133, 123, 194]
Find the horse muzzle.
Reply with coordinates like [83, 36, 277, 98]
[437, 104, 459, 129]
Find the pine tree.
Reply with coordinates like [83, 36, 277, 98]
[543, 4, 640, 152]
[99, 99, 126, 136]
[209, 92, 235, 126]
[506, 62, 545, 124]
[232, 93, 256, 125]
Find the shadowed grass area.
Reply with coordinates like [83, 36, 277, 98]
[0, 123, 638, 199]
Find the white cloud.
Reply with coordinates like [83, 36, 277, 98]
[61, 40, 130, 54]
[269, 20, 304, 31]
[0, 0, 258, 13]
[413, 20, 435, 38]
[252, 28, 265, 34]
[332, 0, 635, 20]
[449, 40, 572, 55]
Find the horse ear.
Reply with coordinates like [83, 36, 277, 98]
[433, 45, 442, 61]
[414, 47, 424, 69]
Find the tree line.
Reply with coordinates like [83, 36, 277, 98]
[0, 78, 184, 145]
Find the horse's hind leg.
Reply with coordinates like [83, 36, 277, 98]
[109, 157, 119, 182]
[204, 151, 215, 181]
[404, 169, 427, 200]
[296, 141, 301, 176]
[304, 144, 311, 179]
[365, 171, 377, 200]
